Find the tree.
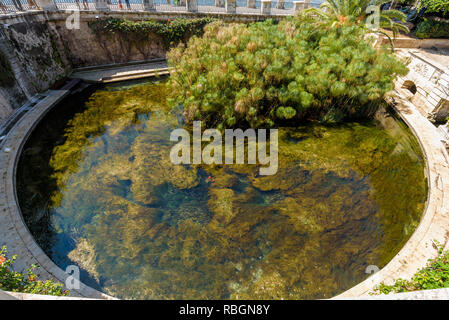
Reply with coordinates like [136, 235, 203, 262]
[419, 0, 449, 18]
[306, 0, 409, 48]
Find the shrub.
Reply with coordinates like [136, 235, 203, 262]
[0, 246, 69, 296]
[396, 0, 415, 4]
[374, 244, 449, 294]
[419, 0, 449, 18]
[415, 18, 449, 38]
[166, 14, 408, 129]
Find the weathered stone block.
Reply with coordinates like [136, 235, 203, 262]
[430, 99, 449, 122]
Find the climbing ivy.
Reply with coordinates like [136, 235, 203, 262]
[88, 17, 216, 48]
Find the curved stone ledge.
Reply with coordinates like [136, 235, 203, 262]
[335, 88, 449, 298]
[1, 83, 449, 300]
[0, 89, 113, 299]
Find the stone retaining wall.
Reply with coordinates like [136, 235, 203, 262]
[0, 10, 283, 127]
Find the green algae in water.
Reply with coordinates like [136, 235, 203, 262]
[17, 80, 427, 299]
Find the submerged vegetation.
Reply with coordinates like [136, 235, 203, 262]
[167, 13, 408, 129]
[17, 81, 427, 299]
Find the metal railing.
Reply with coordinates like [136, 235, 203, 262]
[0, 0, 323, 15]
[0, 0, 39, 13]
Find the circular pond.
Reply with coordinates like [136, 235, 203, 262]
[17, 79, 427, 299]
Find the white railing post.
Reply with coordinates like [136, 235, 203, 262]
[215, 0, 225, 7]
[186, 0, 197, 11]
[275, 0, 284, 9]
[261, 0, 271, 14]
[94, 0, 110, 11]
[247, 0, 255, 8]
[143, 0, 155, 10]
[226, 0, 236, 13]
[34, 0, 58, 10]
[293, 1, 304, 11]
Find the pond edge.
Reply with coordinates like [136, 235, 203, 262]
[1, 85, 449, 299]
[335, 87, 449, 298]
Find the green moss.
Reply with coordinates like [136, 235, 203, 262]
[50, 34, 64, 68]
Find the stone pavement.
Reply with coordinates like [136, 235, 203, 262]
[336, 287, 449, 300]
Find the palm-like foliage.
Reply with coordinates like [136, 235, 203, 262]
[306, 0, 409, 49]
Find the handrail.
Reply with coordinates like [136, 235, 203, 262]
[0, 0, 322, 16]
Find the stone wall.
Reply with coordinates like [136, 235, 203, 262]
[396, 49, 449, 122]
[0, 10, 283, 127]
[45, 10, 281, 67]
[48, 18, 166, 67]
[0, 11, 166, 125]
[0, 12, 69, 124]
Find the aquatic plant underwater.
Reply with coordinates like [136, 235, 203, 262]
[17, 80, 427, 299]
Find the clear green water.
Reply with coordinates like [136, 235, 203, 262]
[17, 79, 427, 299]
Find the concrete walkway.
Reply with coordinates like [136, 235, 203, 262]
[336, 287, 449, 300]
[69, 59, 170, 83]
